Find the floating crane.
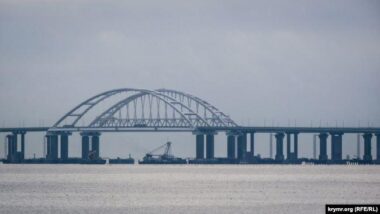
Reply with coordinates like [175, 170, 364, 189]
[139, 142, 187, 164]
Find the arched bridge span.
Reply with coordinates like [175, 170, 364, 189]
[52, 88, 237, 131]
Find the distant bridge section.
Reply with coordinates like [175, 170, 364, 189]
[1, 88, 380, 164]
[196, 126, 380, 134]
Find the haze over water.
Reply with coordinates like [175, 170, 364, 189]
[0, 1, 379, 213]
[0, 164, 379, 214]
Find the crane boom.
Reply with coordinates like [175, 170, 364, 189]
[147, 142, 172, 158]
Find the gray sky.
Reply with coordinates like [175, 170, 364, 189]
[0, 0, 379, 159]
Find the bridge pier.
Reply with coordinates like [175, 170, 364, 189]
[6, 134, 17, 162]
[286, 133, 291, 160]
[275, 133, 285, 161]
[91, 133, 100, 159]
[270, 133, 273, 159]
[319, 133, 328, 161]
[81, 134, 90, 160]
[46, 134, 58, 161]
[81, 132, 101, 160]
[6, 135, 11, 160]
[20, 132, 25, 160]
[227, 134, 236, 159]
[363, 133, 372, 161]
[331, 133, 343, 162]
[12, 133, 18, 160]
[206, 134, 215, 159]
[195, 134, 204, 159]
[60, 134, 69, 160]
[11, 134, 17, 161]
[377, 134, 380, 161]
[237, 133, 247, 160]
[294, 133, 298, 160]
[194, 132, 215, 160]
[249, 132, 255, 158]
[285, 132, 298, 161]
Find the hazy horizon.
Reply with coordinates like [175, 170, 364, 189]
[1, 0, 379, 159]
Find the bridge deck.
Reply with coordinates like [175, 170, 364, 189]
[0, 126, 379, 133]
[197, 126, 380, 134]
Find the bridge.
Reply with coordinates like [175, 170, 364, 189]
[1, 88, 380, 164]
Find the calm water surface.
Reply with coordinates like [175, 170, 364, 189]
[0, 164, 379, 214]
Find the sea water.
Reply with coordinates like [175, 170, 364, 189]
[0, 164, 379, 214]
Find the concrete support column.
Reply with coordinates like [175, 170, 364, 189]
[331, 134, 337, 161]
[294, 133, 298, 160]
[6, 135, 10, 160]
[91, 134, 100, 159]
[60, 134, 69, 160]
[237, 133, 247, 160]
[331, 133, 343, 161]
[12, 134, 17, 160]
[363, 133, 372, 161]
[376, 134, 380, 161]
[313, 135, 317, 159]
[227, 135, 235, 159]
[275, 133, 285, 161]
[196, 134, 204, 159]
[81, 135, 90, 160]
[21, 133, 25, 160]
[319, 133, 328, 161]
[6, 135, 14, 160]
[6, 132, 26, 161]
[286, 133, 291, 160]
[206, 134, 214, 159]
[46, 134, 58, 160]
[250, 132, 255, 158]
[269, 134, 273, 159]
[46, 135, 51, 159]
[50, 135, 58, 160]
[356, 134, 361, 160]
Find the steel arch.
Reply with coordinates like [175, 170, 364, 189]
[156, 89, 237, 127]
[52, 88, 237, 129]
[89, 89, 210, 128]
[53, 88, 140, 127]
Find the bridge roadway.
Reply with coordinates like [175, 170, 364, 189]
[1, 126, 380, 133]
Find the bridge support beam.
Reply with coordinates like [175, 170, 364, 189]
[237, 133, 247, 160]
[206, 134, 215, 159]
[275, 133, 285, 161]
[363, 133, 372, 161]
[195, 134, 204, 159]
[331, 133, 343, 162]
[227, 134, 236, 159]
[60, 134, 69, 160]
[250, 132, 255, 158]
[319, 133, 328, 161]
